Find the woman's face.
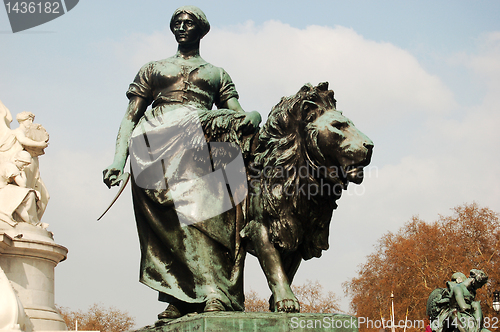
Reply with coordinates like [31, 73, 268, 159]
[20, 117, 33, 126]
[173, 13, 200, 45]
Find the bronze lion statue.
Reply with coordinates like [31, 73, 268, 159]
[103, 81, 373, 318]
[241, 82, 374, 312]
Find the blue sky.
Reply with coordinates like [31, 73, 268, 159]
[1, 0, 500, 328]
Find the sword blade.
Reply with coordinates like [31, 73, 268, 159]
[97, 172, 131, 221]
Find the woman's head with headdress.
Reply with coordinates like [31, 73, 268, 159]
[16, 111, 35, 123]
[170, 6, 210, 39]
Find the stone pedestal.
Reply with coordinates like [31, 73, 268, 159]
[134, 312, 358, 332]
[0, 223, 68, 331]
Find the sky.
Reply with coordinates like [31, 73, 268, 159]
[1, 0, 500, 328]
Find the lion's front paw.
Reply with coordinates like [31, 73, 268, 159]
[276, 298, 300, 313]
[275, 298, 300, 313]
[270, 285, 300, 313]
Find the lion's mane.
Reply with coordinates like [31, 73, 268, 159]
[253, 82, 341, 259]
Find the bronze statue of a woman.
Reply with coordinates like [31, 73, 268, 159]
[103, 6, 260, 319]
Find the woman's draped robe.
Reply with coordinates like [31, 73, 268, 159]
[126, 57, 250, 311]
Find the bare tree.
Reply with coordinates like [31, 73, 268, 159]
[245, 280, 341, 313]
[244, 290, 270, 312]
[292, 280, 341, 313]
[57, 303, 135, 332]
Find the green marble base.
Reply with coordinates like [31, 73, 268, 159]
[134, 312, 358, 332]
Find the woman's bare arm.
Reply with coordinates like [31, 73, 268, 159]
[222, 97, 261, 134]
[13, 129, 48, 148]
[103, 96, 148, 188]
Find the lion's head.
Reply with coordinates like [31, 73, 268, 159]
[304, 84, 373, 186]
[252, 82, 373, 258]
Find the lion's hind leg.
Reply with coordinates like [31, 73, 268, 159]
[241, 220, 300, 313]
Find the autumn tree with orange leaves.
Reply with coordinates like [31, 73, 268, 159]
[343, 203, 500, 332]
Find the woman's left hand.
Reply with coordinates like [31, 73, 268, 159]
[238, 111, 261, 134]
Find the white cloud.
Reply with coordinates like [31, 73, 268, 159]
[470, 32, 500, 84]
[208, 22, 457, 124]
[111, 21, 457, 130]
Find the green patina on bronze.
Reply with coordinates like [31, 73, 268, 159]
[242, 82, 373, 313]
[427, 269, 490, 332]
[103, 5, 374, 322]
[135, 312, 359, 332]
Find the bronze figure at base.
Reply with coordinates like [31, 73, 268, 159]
[427, 269, 490, 332]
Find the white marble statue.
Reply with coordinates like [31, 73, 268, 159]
[0, 266, 33, 332]
[0, 151, 42, 226]
[0, 100, 49, 227]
